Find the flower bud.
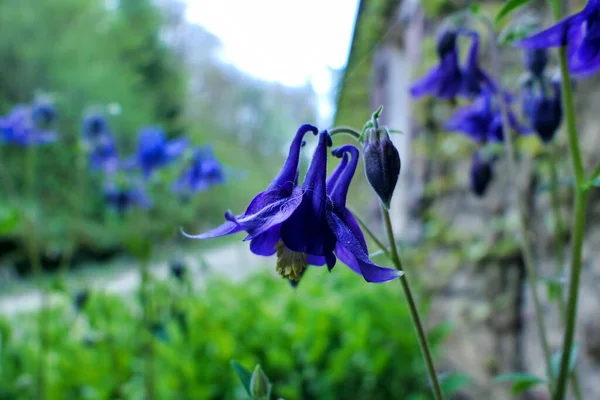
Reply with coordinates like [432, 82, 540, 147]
[523, 48, 548, 78]
[470, 152, 494, 197]
[362, 127, 401, 209]
[436, 30, 457, 59]
[32, 102, 57, 129]
[522, 79, 562, 143]
[169, 258, 186, 281]
[250, 365, 270, 399]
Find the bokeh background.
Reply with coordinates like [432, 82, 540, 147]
[1, 0, 600, 399]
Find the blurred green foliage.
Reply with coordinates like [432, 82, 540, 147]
[0, 268, 450, 400]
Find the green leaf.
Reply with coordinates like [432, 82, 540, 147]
[469, 3, 481, 15]
[494, 373, 546, 395]
[0, 205, 20, 236]
[439, 372, 471, 395]
[551, 343, 580, 378]
[231, 360, 253, 396]
[586, 176, 600, 189]
[495, 0, 534, 25]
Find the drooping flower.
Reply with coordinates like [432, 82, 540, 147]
[445, 91, 530, 143]
[103, 178, 151, 215]
[362, 126, 401, 209]
[523, 48, 549, 77]
[83, 113, 110, 143]
[521, 79, 563, 143]
[470, 151, 494, 197]
[516, 0, 600, 77]
[131, 126, 189, 178]
[184, 124, 319, 259]
[410, 29, 495, 99]
[0, 105, 57, 146]
[325, 145, 402, 282]
[172, 145, 225, 196]
[31, 101, 57, 129]
[89, 133, 120, 173]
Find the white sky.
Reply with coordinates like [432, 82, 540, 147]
[185, 0, 359, 121]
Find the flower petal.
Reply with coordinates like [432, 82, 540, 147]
[182, 219, 242, 239]
[330, 145, 359, 207]
[165, 137, 189, 160]
[327, 211, 400, 283]
[517, 13, 587, 49]
[326, 152, 348, 195]
[249, 227, 281, 256]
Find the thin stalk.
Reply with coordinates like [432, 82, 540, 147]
[551, 45, 588, 400]
[25, 146, 48, 400]
[589, 162, 600, 181]
[348, 207, 390, 258]
[381, 207, 444, 400]
[546, 151, 584, 400]
[140, 257, 155, 400]
[479, 15, 555, 387]
[328, 126, 361, 140]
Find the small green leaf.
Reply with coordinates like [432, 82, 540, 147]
[0, 205, 20, 236]
[551, 343, 580, 378]
[586, 176, 600, 189]
[494, 373, 546, 395]
[439, 372, 471, 395]
[231, 360, 253, 396]
[495, 0, 534, 25]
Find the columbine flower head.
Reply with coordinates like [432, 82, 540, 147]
[410, 29, 495, 99]
[517, 0, 600, 77]
[131, 126, 188, 179]
[185, 125, 400, 283]
[0, 104, 58, 146]
[89, 133, 120, 174]
[83, 113, 110, 144]
[470, 151, 494, 197]
[103, 176, 151, 216]
[31, 100, 57, 129]
[172, 145, 225, 196]
[445, 90, 530, 142]
[523, 48, 549, 77]
[521, 78, 563, 143]
[362, 126, 401, 210]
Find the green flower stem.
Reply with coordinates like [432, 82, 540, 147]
[140, 256, 156, 400]
[348, 207, 390, 258]
[479, 14, 555, 388]
[589, 162, 600, 181]
[381, 206, 444, 400]
[25, 146, 48, 400]
[551, 44, 589, 400]
[328, 126, 361, 140]
[546, 151, 584, 400]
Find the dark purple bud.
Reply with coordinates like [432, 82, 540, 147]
[470, 152, 494, 197]
[523, 80, 562, 143]
[73, 290, 89, 311]
[83, 114, 108, 138]
[362, 127, 401, 209]
[169, 258, 186, 280]
[524, 48, 548, 77]
[436, 30, 457, 58]
[32, 102, 56, 128]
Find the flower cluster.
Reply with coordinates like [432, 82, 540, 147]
[0, 100, 58, 146]
[186, 124, 401, 284]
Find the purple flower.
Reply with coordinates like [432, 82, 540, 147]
[83, 113, 109, 143]
[410, 29, 495, 99]
[103, 179, 151, 216]
[522, 79, 563, 143]
[185, 125, 399, 283]
[0, 105, 57, 146]
[470, 152, 494, 197]
[90, 133, 120, 174]
[31, 101, 57, 129]
[523, 48, 549, 77]
[172, 145, 225, 196]
[131, 126, 189, 178]
[445, 91, 530, 143]
[516, 0, 600, 77]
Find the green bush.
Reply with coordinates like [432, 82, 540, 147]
[0, 267, 449, 399]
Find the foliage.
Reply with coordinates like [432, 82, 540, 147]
[0, 268, 448, 400]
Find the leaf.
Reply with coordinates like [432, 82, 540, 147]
[439, 372, 471, 395]
[231, 360, 253, 396]
[551, 343, 580, 379]
[0, 205, 20, 236]
[495, 0, 534, 24]
[494, 373, 546, 395]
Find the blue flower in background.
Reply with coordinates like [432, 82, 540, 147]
[173, 145, 225, 196]
[445, 91, 529, 142]
[517, 0, 600, 77]
[103, 179, 151, 216]
[186, 125, 399, 283]
[90, 134, 120, 174]
[31, 101, 57, 129]
[523, 48, 549, 77]
[410, 29, 495, 99]
[83, 113, 110, 143]
[470, 151, 494, 197]
[522, 79, 563, 143]
[0, 105, 57, 146]
[131, 126, 188, 178]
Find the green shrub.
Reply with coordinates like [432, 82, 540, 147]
[0, 267, 449, 399]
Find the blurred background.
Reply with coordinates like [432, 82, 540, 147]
[1, 0, 600, 399]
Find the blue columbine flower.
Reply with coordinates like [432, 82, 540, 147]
[131, 126, 189, 179]
[83, 113, 110, 144]
[410, 29, 495, 99]
[523, 48, 549, 77]
[90, 133, 120, 174]
[0, 105, 58, 146]
[325, 145, 401, 282]
[172, 145, 225, 196]
[470, 151, 494, 197]
[185, 125, 399, 283]
[517, 0, 600, 77]
[31, 101, 57, 129]
[445, 91, 530, 142]
[521, 78, 563, 143]
[103, 178, 151, 216]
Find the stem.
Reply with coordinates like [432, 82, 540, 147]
[381, 207, 444, 400]
[140, 256, 155, 400]
[551, 45, 588, 400]
[25, 146, 47, 400]
[479, 15, 555, 387]
[348, 207, 390, 258]
[589, 162, 600, 181]
[328, 126, 361, 140]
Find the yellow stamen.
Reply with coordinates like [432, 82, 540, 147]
[275, 240, 307, 281]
